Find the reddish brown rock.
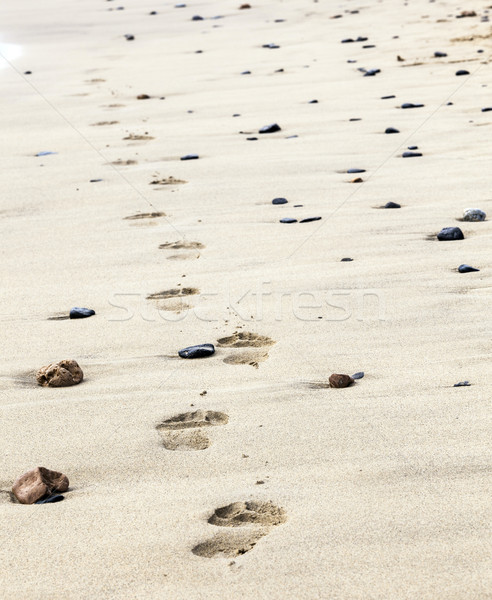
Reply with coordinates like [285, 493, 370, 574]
[329, 373, 354, 388]
[239, 3, 251, 8]
[36, 359, 83, 387]
[12, 467, 69, 504]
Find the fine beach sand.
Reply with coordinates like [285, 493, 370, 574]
[1, 0, 491, 598]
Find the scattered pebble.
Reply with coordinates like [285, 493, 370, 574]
[259, 123, 281, 134]
[137, 94, 150, 100]
[178, 344, 215, 359]
[351, 177, 363, 183]
[241, 70, 251, 75]
[69, 307, 95, 319]
[12, 467, 69, 505]
[454, 381, 471, 387]
[329, 374, 354, 388]
[351, 372, 364, 380]
[347, 168, 365, 174]
[36, 360, 84, 387]
[341, 257, 353, 262]
[381, 95, 396, 99]
[180, 154, 199, 161]
[463, 208, 486, 221]
[402, 151, 422, 157]
[272, 198, 288, 205]
[434, 51, 447, 57]
[192, 15, 204, 21]
[384, 202, 400, 209]
[482, 107, 492, 112]
[309, 99, 318, 104]
[35, 151, 57, 157]
[385, 127, 399, 134]
[300, 217, 322, 223]
[280, 218, 297, 223]
[262, 43, 280, 49]
[401, 103, 424, 109]
[458, 264, 479, 273]
[407, 145, 418, 150]
[24, 70, 32, 75]
[456, 70, 470, 76]
[246, 137, 258, 141]
[124, 34, 134, 41]
[437, 227, 464, 241]
[89, 179, 103, 183]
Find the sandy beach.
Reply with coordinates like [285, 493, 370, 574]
[1, 0, 491, 598]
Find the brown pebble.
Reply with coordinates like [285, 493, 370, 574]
[351, 177, 363, 183]
[239, 3, 251, 8]
[329, 373, 355, 388]
[36, 359, 83, 387]
[137, 94, 150, 100]
[12, 467, 69, 504]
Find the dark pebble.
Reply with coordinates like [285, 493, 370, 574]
[259, 123, 281, 134]
[241, 70, 251, 75]
[150, 11, 157, 15]
[90, 179, 103, 183]
[309, 99, 318, 104]
[447, 102, 453, 106]
[347, 59, 357, 63]
[232, 113, 240, 117]
[347, 168, 365, 174]
[70, 307, 96, 319]
[280, 218, 297, 223]
[384, 202, 400, 209]
[351, 372, 364, 380]
[363, 68, 380, 76]
[402, 151, 422, 157]
[454, 381, 470, 387]
[35, 151, 57, 157]
[482, 107, 492, 112]
[341, 38, 354, 43]
[349, 118, 362, 121]
[385, 127, 399, 134]
[434, 51, 447, 57]
[178, 344, 215, 359]
[275, 69, 284, 73]
[407, 145, 418, 150]
[24, 71, 32, 75]
[35, 494, 65, 504]
[401, 103, 424, 109]
[300, 217, 322, 223]
[272, 198, 288, 205]
[293, 204, 303, 207]
[381, 95, 396, 99]
[124, 34, 134, 40]
[175, 3, 186, 6]
[456, 70, 470, 76]
[262, 43, 280, 49]
[356, 36, 368, 42]
[362, 45, 376, 49]
[180, 154, 199, 160]
[192, 15, 204, 20]
[458, 264, 479, 273]
[286, 135, 298, 139]
[246, 137, 258, 141]
[341, 257, 353, 262]
[437, 227, 464, 241]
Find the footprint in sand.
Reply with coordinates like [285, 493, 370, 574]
[149, 176, 187, 187]
[124, 211, 165, 220]
[192, 501, 287, 558]
[91, 120, 119, 126]
[217, 332, 275, 367]
[123, 133, 154, 141]
[159, 240, 204, 260]
[147, 287, 199, 300]
[156, 410, 228, 450]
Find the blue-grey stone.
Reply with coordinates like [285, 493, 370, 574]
[454, 381, 470, 387]
[300, 217, 322, 223]
[384, 202, 400, 209]
[272, 198, 288, 205]
[385, 127, 399, 134]
[347, 168, 365, 174]
[463, 208, 486, 221]
[70, 307, 96, 319]
[401, 102, 424, 109]
[402, 151, 422, 157]
[280, 218, 297, 223]
[352, 372, 364, 380]
[35, 494, 65, 504]
[458, 264, 479, 273]
[456, 69, 469, 76]
[180, 154, 199, 160]
[259, 123, 281, 134]
[178, 344, 215, 359]
[437, 227, 464, 241]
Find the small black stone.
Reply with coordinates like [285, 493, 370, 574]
[402, 151, 422, 157]
[434, 51, 447, 57]
[233, 114, 241, 117]
[259, 123, 281, 134]
[299, 217, 322, 223]
[456, 69, 469, 76]
[384, 202, 400, 209]
[437, 227, 464, 241]
[362, 45, 376, 49]
[341, 258, 353, 262]
[381, 95, 396, 99]
[280, 218, 297, 223]
[385, 127, 399, 134]
[246, 137, 258, 141]
[352, 372, 364, 380]
[407, 145, 418, 150]
[293, 204, 303, 207]
[192, 15, 204, 20]
[178, 344, 215, 359]
[35, 494, 65, 504]
[275, 69, 284, 73]
[241, 70, 251, 75]
[24, 71, 32, 75]
[286, 135, 298, 139]
[262, 43, 280, 49]
[90, 179, 103, 183]
[180, 154, 199, 160]
[458, 264, 479, 273]
[341, 38, 354, 43]
[356, 36, 368, 42]
[481, 107, 492, 112]
[347, 168, 365, 174]
[150, 11, 157, 15]
[272, 198, 288, 205]
[349, 118, 362, 121]
[175, 3, 186, 6]
[347, 59, 357, 63]
[70, 307, 96, 319]
[124, 34, 134, 40]
[454, 381, 470, 387]
[401, 102, 424, 109]
[309, 99, 318, 104]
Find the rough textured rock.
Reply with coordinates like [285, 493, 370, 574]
[463, 208, 486, 222]
[36, 360, 83, 387]
[12, 467, 69, 505]
[437, 227, 464, 241]
[329, 374, 355, 388]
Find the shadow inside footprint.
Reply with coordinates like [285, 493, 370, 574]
[156, 410, 228, 451]
[223, 351, 269, 368]
[147, 287, 199, 300]
[124, 212, 165, 220]
[217, 331, 275, 348]
[192, 530, 266, 558]
[159, 241, 204, 250]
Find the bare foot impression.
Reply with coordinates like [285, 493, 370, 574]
[149, 176, 187, 186]
[192, 501, 287, 558]
[217, 332, 275, 367]
[156, 410, 228, 450]
[124, 212, 165, 220]
[159, 240, 204, 260]
[147, 287, 199, 300]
